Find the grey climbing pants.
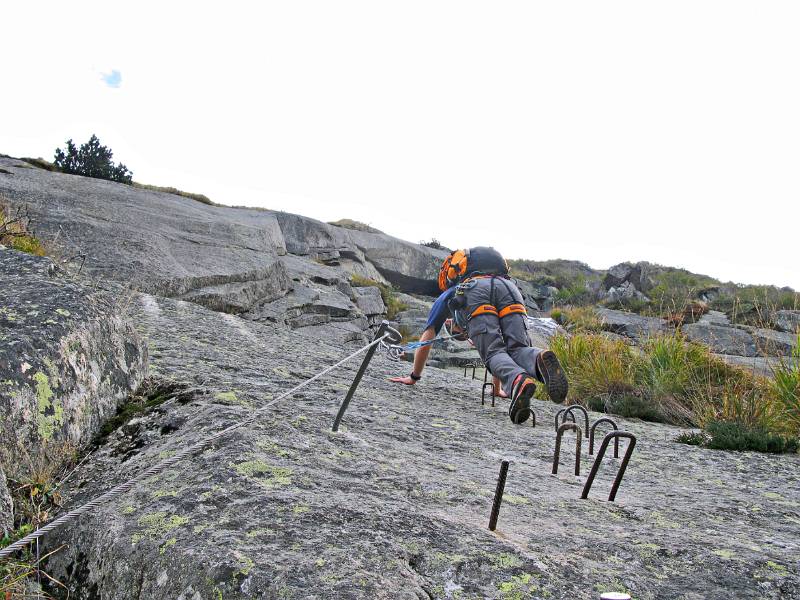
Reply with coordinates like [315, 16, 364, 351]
[460, 277, 543, 395]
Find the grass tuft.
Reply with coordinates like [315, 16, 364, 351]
[547, 330, 800, 451]
[0, 204, 46, 256]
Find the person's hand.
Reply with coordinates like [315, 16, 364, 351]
[389, 375, 417, 385]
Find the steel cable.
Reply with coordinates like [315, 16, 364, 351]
[0, 333, 390, 559]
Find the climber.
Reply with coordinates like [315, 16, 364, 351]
[389, 247, 568, 424]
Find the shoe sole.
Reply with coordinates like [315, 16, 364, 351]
[538, 350, 568, 403]
[509, 380, 534, 425]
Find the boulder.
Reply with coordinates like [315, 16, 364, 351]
[774, 310, 800, 334]
[698, 310, 730, 326]
[526, 317, 566, 350]
[683, 323, 758, 357]
[0, 156, 290, 313]
[345, 228, 447, 296]
[712, 354, 785, 379]
[353, 286, 385, 316]
[602, 262, 654, 293]
[696, 286, 721, 303]
[275, 212, 355, 258]
[595, 308, 668, 340]
[0, 249, 148, 463]
[514, 279, 545, 311]
[749, 327, 798, 357]
[0, 466, 12, 536]
[605, 281, 650, 305]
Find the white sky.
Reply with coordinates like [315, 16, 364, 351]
[3, 1, 799, 288]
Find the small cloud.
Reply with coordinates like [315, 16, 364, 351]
[100, 70, 122, 88]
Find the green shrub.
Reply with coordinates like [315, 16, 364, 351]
[554, 276, 594, 306]
[704, 421, 798, 453]
[419, 238, 449, 251]
[53, 134, 132, 184]
[605, 393, 666, 422]
[674, 431, 711, 446]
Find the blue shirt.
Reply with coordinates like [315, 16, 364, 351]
[425, 288, 455, 333]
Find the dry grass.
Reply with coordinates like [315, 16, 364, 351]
[328, 219, 383, 234]
[132, 182, 215, 206]
[0, 439, 77, 598]
[550, 306, 604, 333]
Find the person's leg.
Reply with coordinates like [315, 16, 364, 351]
[461, 278, 537, 423]
[466, 313, 524, 395]
[495, 280, 569, 402]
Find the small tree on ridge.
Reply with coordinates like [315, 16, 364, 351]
[54, 134, 133, 184]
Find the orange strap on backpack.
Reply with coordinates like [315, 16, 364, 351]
[498, 303, 527, 318]
[470, 302, 527, 319]
[470, 304, 498, 318]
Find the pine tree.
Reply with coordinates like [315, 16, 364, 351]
[53, 135, 133, 184]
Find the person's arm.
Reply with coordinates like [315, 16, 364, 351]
[389, 326, 436, 385]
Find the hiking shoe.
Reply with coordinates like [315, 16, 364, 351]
[536, 350, 568, 403]
[509, 374, 536, 424]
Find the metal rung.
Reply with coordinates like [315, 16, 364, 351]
[581, 431, 637, 501]
[552, 423, 582, 476]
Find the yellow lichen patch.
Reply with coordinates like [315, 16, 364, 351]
[504, 494, 530, 506]
[292, 503, 310, 515]
[152, 489, 179, 499]
[233, 459, 293, 487]
[159, 538, 177, 555]
[33, 371, 63, 440]
[498, 573, 539, 599]
[245, 528, 274, 538]
[133, 511, 189, 543]
[491, 553, 523, 569]
[713, 549, 735, 560]
[214, 391, 249, 406]
[256, 439, 293, 458]
[234, 553, 255, 577]
[765, 561, 787, 574]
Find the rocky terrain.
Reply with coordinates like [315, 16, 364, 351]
[1, 157, 799, 599]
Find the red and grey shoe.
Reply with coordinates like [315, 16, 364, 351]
[536, 350, 568, 403]
[509, 374, 536, 424]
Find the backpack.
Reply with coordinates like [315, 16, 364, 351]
[437, 246, 509, 292]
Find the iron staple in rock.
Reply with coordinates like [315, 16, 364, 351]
[581, 431, 637, 502]
[552, 423, 582, 476]
[488, 460, 509, 531]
